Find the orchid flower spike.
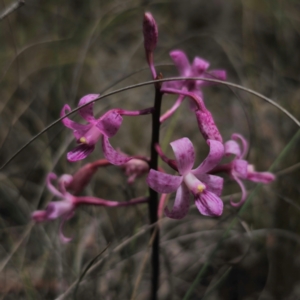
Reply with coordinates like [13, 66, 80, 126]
[222, 133, 275, 207]
[61, 94, 131, 165]
[32, 173, 77, 243]
[143, 12, 158, 79]
[147, 137, 225, 219]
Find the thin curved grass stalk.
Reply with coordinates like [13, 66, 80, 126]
[54, 221, 162, 300]
[0, 0, 24, 21]
[130, 227, 159, 300]
[1, 77, 299, 170]
[73, 244, 109, 300]
[275, 162, 300, 177]
[202, 266, 233, 300]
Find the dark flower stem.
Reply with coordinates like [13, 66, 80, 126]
[148, 74, 163, 300]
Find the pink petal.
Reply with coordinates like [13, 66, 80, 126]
[45, 201, 74, 220]
[97, 110, 123, 138]
[191, 57, 210, 75]
[32, 210, 48, 222]
[232, 159, 248, 178]
[199, 70, 227, 87]
[207, 69, 226, 81]
[164, 184, 190, 219]
[59, 218, 73, 243]
[61, 104, 92, 140]
[58, 174, 73, 194]
[196, 174, 223, 196]
[78, 94, 99, 122]
[170, 137, 195, 175]
[195, 190, 223, 217]
[162, 80, 184, 91]
[160, 95, 185, 123]
[192, 139, 224, 175]
[147, 169, 183, 193]
[224, 140, 241, 157]
[230, 175, 247, 207]
[102, 136, 131, 165]
[231, 133, 248, 159]
[246, 170, 275, 183]
[170, 50, 191, 76]
[67, 144, 95, 162]
[47, 173, 63, 197]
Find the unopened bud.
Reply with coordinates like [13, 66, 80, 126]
[143, 12, 158, 53]
[66, 163, 98, 195]
[195, 110, 223, 143]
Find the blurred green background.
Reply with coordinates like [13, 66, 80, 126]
[0, 0, 300, 299]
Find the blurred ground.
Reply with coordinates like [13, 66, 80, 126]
[0, 0, 300, 299]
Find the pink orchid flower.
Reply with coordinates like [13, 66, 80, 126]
[32, 173, 77, 243]
[164, 50, 226, 94]
[160, 51, 225, 143]
[215, 133, 275, 207]
[162, 50, 226, 111]
[61, 94, 130, 165]
[32, 173, 149, 243]
[147, 137, 224, 219]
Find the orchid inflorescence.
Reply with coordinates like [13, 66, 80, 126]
[32, 12, 275, 243]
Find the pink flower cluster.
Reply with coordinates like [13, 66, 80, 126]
[31, 12, 275, 241]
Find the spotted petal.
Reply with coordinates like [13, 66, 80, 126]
[195, 190, 223, 217]
[78, 94, 99, 122]
[170, 137, 195, 175]
[147, 169, 183, 193]
[207, 70, 226, 81]
[164, 184, 190, 219]
[196, 174, 223, 197]
[191, 57, 210, 75]
[224, 140, 241, 158]
[192, 139, 224, 175]
[61, 104, 92, 140]
[198, 70, 227, 87]
[102, 136, 131, 165]
[97, 111, 123, 138]
[232, 159, 248, 178]
[170, 50, 190, 76]
[67, 144, 95, 162]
